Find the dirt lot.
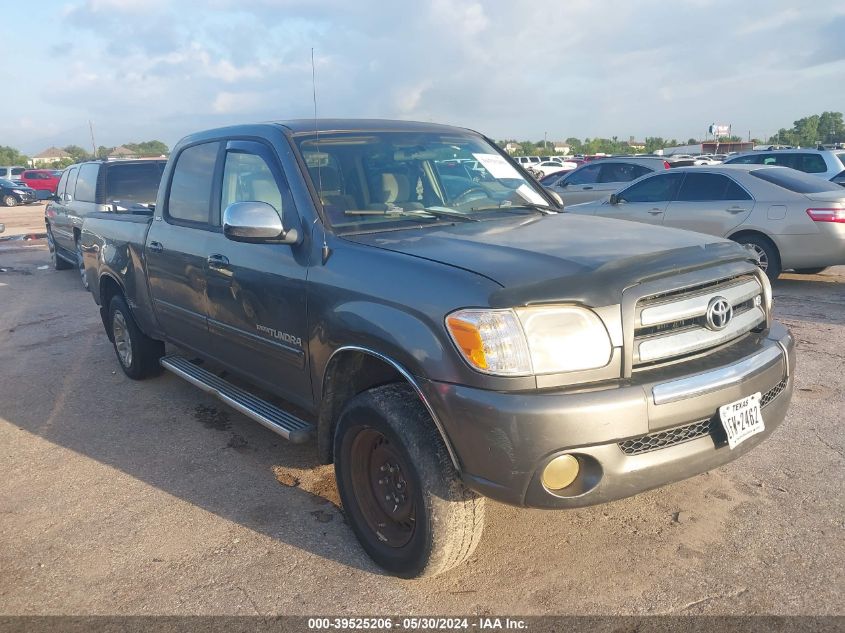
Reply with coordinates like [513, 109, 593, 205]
[0, 201, 47, 238]
[0, 232, 843, 616]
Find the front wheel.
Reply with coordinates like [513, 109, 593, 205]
[108, 295, 165, 379]
[2, 194, 17, 207]
[735, 234, 781, 281]
[334, 384, 485, 578]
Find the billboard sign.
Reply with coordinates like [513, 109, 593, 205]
[709, 124, 731, 137]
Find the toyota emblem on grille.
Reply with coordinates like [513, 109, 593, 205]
[706, 296, 733, 331]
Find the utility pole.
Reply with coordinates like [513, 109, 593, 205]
[544, 131, 547, 154]
[89, 120, 97, 158]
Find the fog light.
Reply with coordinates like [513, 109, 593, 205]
[542, 454, 580, 491]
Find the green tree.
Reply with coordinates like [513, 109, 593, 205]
[97, 145, 111, 159]
[63, 145, 92, 163]
[0, 145, 30, 166]
[125, 140, 169, 157]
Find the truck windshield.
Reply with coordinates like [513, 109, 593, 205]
[292, 131, 555, 233]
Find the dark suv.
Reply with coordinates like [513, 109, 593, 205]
[45, 159, 166, 286]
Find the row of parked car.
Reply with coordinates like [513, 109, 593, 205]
[0, 167, 63, 206]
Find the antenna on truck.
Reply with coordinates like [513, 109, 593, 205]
[311, 47, 331, 264]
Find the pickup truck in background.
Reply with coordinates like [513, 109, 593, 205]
[81, 120, 795, 577]
[45, 159, 166, 287]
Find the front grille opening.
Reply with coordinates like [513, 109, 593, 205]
[618, 377, 788, 456]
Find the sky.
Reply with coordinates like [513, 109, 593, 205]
[2, 0, 844, 154]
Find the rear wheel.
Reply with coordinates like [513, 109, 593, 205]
[793, 267, 827, 275]
[2, 194, 17, 207]
[334, 383, 485, 578]
[108, 294, 164, 379]
[734, 234, 781, 281]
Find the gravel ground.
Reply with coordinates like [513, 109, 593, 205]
[0, 242, 842, 617]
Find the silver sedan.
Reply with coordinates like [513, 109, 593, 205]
[565, 165, 845, 280]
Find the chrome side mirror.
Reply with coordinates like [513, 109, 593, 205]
[222, 201, 299, 244]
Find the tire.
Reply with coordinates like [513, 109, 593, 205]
[47, 228, 72, 270]
[734, 234, 781, 281]
[75, 238, 90, 290]
[793, 267, 827, 275]
[2, 194, 18, 207]
[108, 294, 165, 379]
[334, 383, 485, 578]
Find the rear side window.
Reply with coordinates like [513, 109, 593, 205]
[105, 162, 165, 204]
[676, 173, 751, 201]
[597, 162, 650, 183]
[749, 167, 844, 194]
[74, 163, 100, 202]
[726, 154, 761, 165]
[64, 167, 79, 198]
[796, 153, 827, 173]
[167, 142, 220, 224]
[619, 172, 684, 203]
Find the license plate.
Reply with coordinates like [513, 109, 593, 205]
[719, 392, 764, 449]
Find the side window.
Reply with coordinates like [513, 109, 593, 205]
[723, 178, 752, 201]
[676, 173, 724, 201]
[566, 163, 601, 185]
[219, 151, 284, 221]
[619, 173, 683, 203]
[56, 170, 69, 197]
[11, 167, 24, 177]
[0, 168, 7, 177]
[167, 142, 220, 224]
[598, 162, 641, 183]
[729, 154, 761, 165]
[74, 163, 100, 202]
[760, 153, 783, 166]
[799, 153, 826, 173]
[64, 167, 79, 199]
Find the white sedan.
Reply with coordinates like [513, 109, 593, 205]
[532, 160, 578, 176]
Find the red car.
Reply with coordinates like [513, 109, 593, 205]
[20, 169, 63, 195]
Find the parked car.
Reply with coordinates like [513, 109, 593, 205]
[80, 119, 793, 578]
[20, 169, 63, 197]
[566, 165, 845, 279]
[0, 178, 37, 206]
[693, 155, 722, 166]
[532, 160, 578, 176]
[0, 166, 26, 181]
[725, 148, 845, 181]
[545, 156, 670, 205]
[45, 159, 167, 285]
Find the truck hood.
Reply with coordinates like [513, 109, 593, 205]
[344, 213, 753, 306]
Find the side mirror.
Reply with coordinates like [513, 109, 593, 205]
[62, 193, 72, 203]
[223, 201, 300, 244]
[545, 188, 564, 207]
[609, 193, 622, 205]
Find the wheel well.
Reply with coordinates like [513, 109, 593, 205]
[98, 275, 123, 341]
[728, 229, 781, 261]
[317, 350, 406, 464]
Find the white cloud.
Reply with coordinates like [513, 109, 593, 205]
[212, 91, 264, 114]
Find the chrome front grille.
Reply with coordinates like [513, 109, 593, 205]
[633, 274, 766, 367]
[618, 375, 788, 456]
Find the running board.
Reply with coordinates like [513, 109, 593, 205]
[160, 355, 313, 444]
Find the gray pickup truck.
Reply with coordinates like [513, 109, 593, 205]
[81, 119, 795, 578]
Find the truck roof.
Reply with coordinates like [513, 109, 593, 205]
[273, 118, 474, 135]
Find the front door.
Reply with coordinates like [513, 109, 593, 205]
[145, 141, 221, 353]
[595, 172, 684, 226]
[48, 165, 78, 252]
[203, 140, 311, 409]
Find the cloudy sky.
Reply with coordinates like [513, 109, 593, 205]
[3, 0, 844, 153]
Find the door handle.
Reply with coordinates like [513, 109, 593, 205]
[726, 207, 748, 214]
[582, 186, 594, 190]
[648, 209, 664, 215]
[207, 254, 230, 269]
[148, 241, 164, 253]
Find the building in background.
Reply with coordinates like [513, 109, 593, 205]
[32, 147, 71, 165]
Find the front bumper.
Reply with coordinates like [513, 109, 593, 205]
[420, 322, 795, 508]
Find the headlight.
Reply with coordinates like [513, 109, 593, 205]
[446, 306, 613, 376]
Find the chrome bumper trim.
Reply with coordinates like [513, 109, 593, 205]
[652, 344, 783, 405]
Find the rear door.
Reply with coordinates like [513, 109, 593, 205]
[663, 172, 754, 236]
[203, 140, 311, 408]
[145, 141, 220, 352]
[595, 172, 684, 225]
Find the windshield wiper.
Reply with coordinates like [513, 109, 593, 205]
[345, 206, 478, 222]
[468, 202, 560, 216]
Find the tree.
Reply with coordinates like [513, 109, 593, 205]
[767, 111, 845, 146]
[125, 140, 169, 157]
[0, 145, 30, 166]
[63, 145, 92, 163]
[686, 138, 697, 145]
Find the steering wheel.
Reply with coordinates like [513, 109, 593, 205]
[452, 186, 489, 206]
